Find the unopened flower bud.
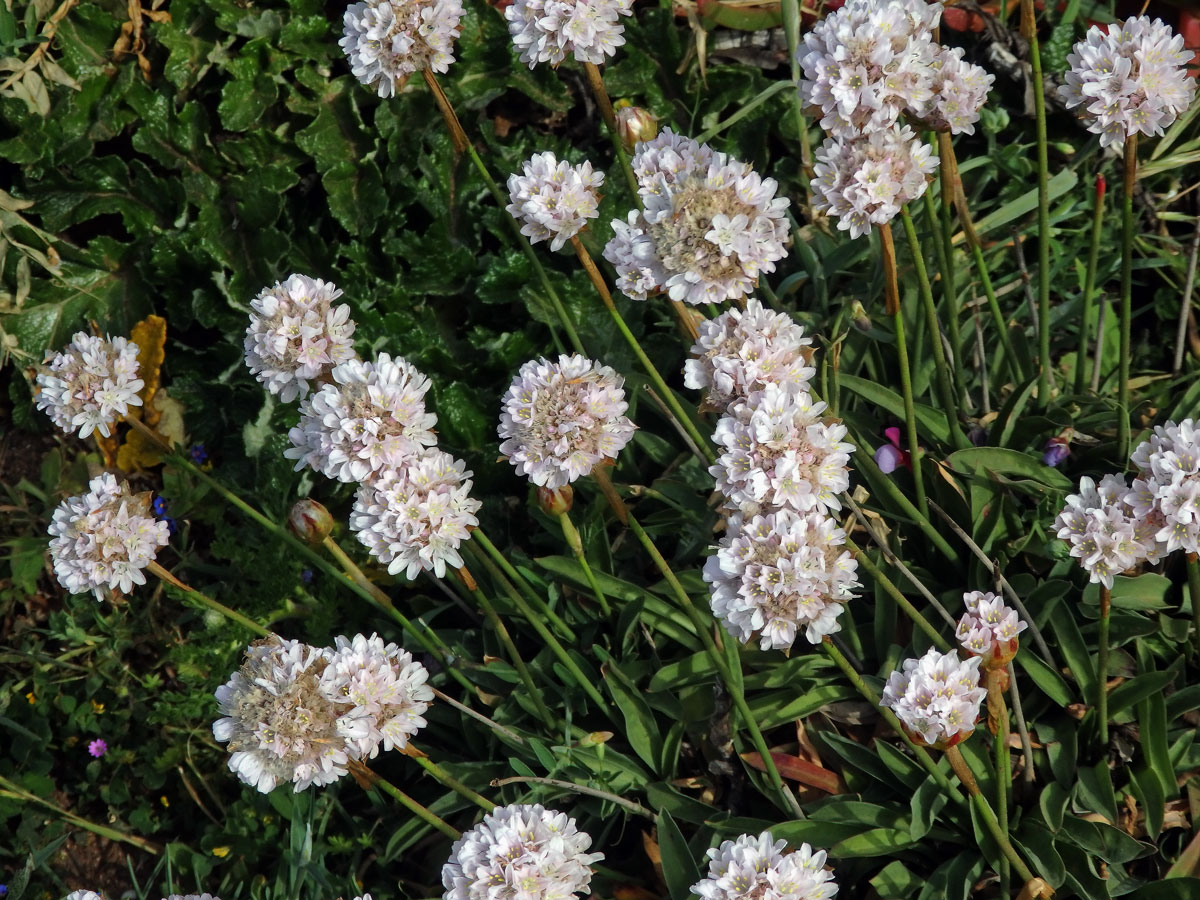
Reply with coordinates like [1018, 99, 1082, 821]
[1042, 438, 1070, 467]
[537, 484, 574, 516]
[289, 498, 334, 544]
[615, 105, 658, 151]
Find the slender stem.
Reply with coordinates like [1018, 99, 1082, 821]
[146, 561, 270, 637]
[901, 206, 968, 449]
[352, 763, 460, 839]
[945, 745, 1047, 892]
[412, 752, 496, 812]
[432, 686, 526, 745]
[845, 537, 950, 650]
[880, 221, 901, 316]
[671, 299, 701, 342]
[558, 511, 611, 616]
[1189, 554, 1200, 657]
[582, 61, 640, 201]
[988, 671, 1012, 896]
[473, 528, 576, 641]
[1097, 584, 1112, 751]
[570, 235, 715, 463]
[969, 241, 1023, 384]
[1021, 0, 1053, 407]
[1172, 213, 1200, 375]
[1076, 173, 1107, 393]
[928, 155, 963, 369]
[1118, 134, 1138, 459]
[491, 776, 655, 819]
[0, 773, 161, 854]
[591, 466, 629, 525]
[1008, 661, 1036, 787]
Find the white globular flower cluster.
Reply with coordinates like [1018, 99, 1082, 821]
[703, 510, 859, 650]
[811, 125, 939, 239]
[956, 591, 1026, 667]
[684, 299, 815, 412]
[65, 893, 105, 900]
[505, 0, 633, 68]
[1059, 16, 1197, 150]
[244, 274, 357, 403]
[1054, 474, 1166, 588]
[1130, 418, 1200, 555]
[285, 354, 438, 484]
[442, 803, 603, 900]
[341, 0, 465, 98]
[881, 647, 986, 749]
[506, 152, 605, 251]
[47, 473, 170, 600]
[692, 831, 839, 900]
[163, 895, 222, 900]
[35, 332, 144, 439]
[925, 45, 996, 135]
[350, 448, 482, 579]
[710, 385, 854, 516]
[212, 633, 431, 793]
[498, 354, 636, 489]
[603, 129, 790, 306]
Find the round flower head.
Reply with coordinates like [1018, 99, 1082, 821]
[710, 384, 854, 516]
[1059, 17, 1197, 149]
[704, 510, 859, 650]
[919, 45, 995, 135]
[692, 831, 838, 900]
[66, 892, 104, 900]
[284, 354, 438, 483]
[506, 153, 605, 251]
[812, 125, 938, 239]
[320, 633, 433, 756]
[603, 129, 790, 306]
[1130, 418, 1200, 555]
[684, 298, 815, 412]
[164, 895, 222, 900]
[505, 0, 633, 68]
[798, 0, 941, 137]
[498, 354, 636, 489]
[955, 591, 1026, 667]
[35, 332, 144, 439]
[881, 648, 986, 749]
[48, 473, 170, 599]
[442, 803, 603, 900]
[350, 448, 482, 579]
[341, 0, 465, 98]
[1054, 474, 1165, 588]
[244, 274, 357, 403]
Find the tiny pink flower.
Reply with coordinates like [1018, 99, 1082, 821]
[87, 739, 107, 758]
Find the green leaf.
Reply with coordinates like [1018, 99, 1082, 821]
[656, 808, 701, 900]
[1108, 671, 1176, 719]
[1129, 881, 1200, 899]
[218, 74, 278, 131]
[870, 860, 922, 899]
[595, 647, 662, 774]
[944, 446, 1073, 490]
[908, 775, 948, 840]
[322, 158, 386, 236]
[1016, 649, 1075, 705]
[830, 828, 915, 858]
[971, 168, 1079, 238]
[1082, 573, 1173, 611]
[839, 374, 949, 443]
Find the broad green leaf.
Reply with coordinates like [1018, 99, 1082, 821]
[655, 810, 700, 900]
[839, 374, 950, 443]
[945, 446, 1074, 491]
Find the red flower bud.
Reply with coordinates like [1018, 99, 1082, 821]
[1096, 173, 1106, 203]
[288, 498, 334, 544]
[537, 484, 574, 516]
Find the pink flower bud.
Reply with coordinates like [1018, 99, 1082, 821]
[615, 105, 658, 152]
[288, 498, 334, 544]
[537, 484, 574, 516]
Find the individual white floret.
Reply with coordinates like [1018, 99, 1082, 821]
[284, 354, 438, 484]
[505, 0, 633, 68]
[442, 803, 603, 900]
[1054, 473, 1165, 588]
[244, 274, 357, 403]
[35, 332, 144, 439]
[498, 354, 636, 488]
[955, 591, 1026, 667]
[1059, 16, 1197, 149]
[506, 152, 604, 251]
[603, 129, 790, 306]
[710, 384, 854, 516]
[704, 510, 859, 650]
[350, 448, 481, 579]
[881, 647, 986, 749]
[684, 298, 815, 411]
[692, 831, 838, 900]
[47, 473, 170, 600]
[341, 0, 465, 98]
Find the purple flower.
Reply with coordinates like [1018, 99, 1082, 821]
[874, 426, 911, 474]
[301, 568, 314, 585]
[151, 495, 178, 537]
[189, 443, 209, 465]
[1042, 439, 1070, 467]
[87, 738, 107, 758]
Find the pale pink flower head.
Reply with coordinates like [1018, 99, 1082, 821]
[684, 299, 815, 412]
[284, 353, 438, 483]
[498, 354, 636, 488]
[350, 448, 481, 579]
[603, 129, 790, 306]
[920, 45, 995, 135]
[47, 473, 170, 600]
[244, 274, 357, 403]
[692, 831, 838, 900]
[506, 152, 604, 251]
[1129, 418, 1200, 555]
[341, 0, 465, 97]
[955, 591, 1026, 668]
[1059, 16, 1197, 149]
[881, 648, 986, 749]
[1054, 474, 1165, 588]
[704, 510, 859, 650]
[35, 332, 144, 439]
[506, 0, 633, 68]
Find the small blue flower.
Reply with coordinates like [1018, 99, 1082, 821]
[151, 495, 167, 517]
[300, 568, 314, 585]
[189, 443, 209, 465]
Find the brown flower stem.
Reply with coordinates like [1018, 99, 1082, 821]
[1188, 553, 1200, 657]
[410, 750, 496, 813]
[570, 234, 715, 464]
[945, 745, 1049, 893]
[146, 560, 270, 637]
[590, 466, 629, 525]
[422, 66, 468, 153]
[988, 670, 1013, 895]
[1117, 133, 1138, 459]
[558, 511, 611, 616]
[583, 61, 641, 201]
[491, 775, 654, 819]
[473, 527, 576, 641]
[1097, 584, 1112, 750]
[843, 537, 950, 650]
[350, 761, 460, 839]
[671, 298, 701, 342]
[880, 221, 901, 317]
